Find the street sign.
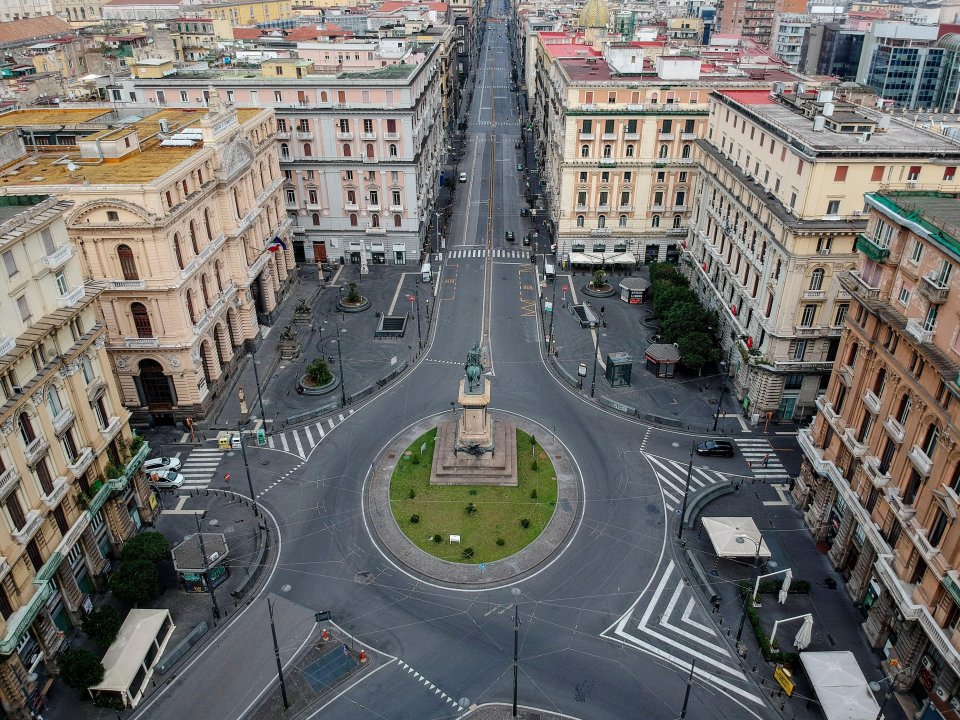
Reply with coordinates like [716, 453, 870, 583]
[562, 284, 568, 292]
[544, 301, 552, 313]
[315, 610, 332, 622]
[578, 363, 587, 377]
[257, 428, 266, 446]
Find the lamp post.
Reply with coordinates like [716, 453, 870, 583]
[335, 326, 346, 407]
[435, 210, 442, 252]
[248, 349, 264, 422]
[236, 421, 260, 518]
[713, 345, 734, 432]
[590, 329, 599, 398]
[677, 441, 695, 541]
[414, 281, 422, 349]
[869, 662, 909, 720]
[735, 534, 763, 645]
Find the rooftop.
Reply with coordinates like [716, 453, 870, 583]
[0, 107, 263, 186]
[0, 107, 113, 126]
[872, 192, 960, 260]
[0, 16, 73, 46]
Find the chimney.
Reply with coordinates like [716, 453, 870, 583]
[813, 116, 826, 132]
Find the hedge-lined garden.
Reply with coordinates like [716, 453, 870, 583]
[649, 262, 723, 373]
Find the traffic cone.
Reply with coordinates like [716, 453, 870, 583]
[321, 628, 329, 641]
[359, 649, 367, 663]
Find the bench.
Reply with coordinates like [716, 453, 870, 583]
[682, 479, 736, 530]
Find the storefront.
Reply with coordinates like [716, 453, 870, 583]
[393, 243, 406, 264]
[370, 243, 386, 264]
[348, 242, 363, 264]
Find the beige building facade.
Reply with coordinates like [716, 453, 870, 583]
[794, 190, 960, 712]
[0, 99, 294, 423]
[684, 86, 960, 421]
[0, 194, 155, 717]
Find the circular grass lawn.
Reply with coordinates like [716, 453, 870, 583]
[390, 427, 558, 564]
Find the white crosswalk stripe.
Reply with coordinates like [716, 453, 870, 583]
[177, 448, 225, 489]
[444, 248, 528, 259]
[642, 453, 735, 511]
[608, 559, 765, 710]
[734, 438, 791, 482]
[263, 410, 355, 458]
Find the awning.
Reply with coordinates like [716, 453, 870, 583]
[90, 609, 173, 694]
[800, 652, 880, 720]
[568, 251, 636, 266]
[701, 516, 772, 558]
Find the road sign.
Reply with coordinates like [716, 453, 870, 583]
[257, 428, 266, 446]
[544, 301, 553, 313]
[224, 473, 231, 483]
[578, 363, 587, 377]
[562, 284, 568, 292]
[315, 610, 332, 622]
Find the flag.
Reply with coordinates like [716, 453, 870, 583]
[267, 236, 287, 253]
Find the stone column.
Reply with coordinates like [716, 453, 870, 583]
[33, 612, 63, 661]
[80, 527, 107, 577]
[804, 471, 836, 540]
[792, 459, 815, 509]
[829, 507, 855, 568]
[131, 472, 157, 525]
[863, 589, 893, 648]
[891, 622, 927, 690]
[847, 541, 876, 602]
[54, 563, 84, 625]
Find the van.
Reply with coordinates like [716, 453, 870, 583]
[458, 172, 467, 183]
[421, 262, 432, 282]
[544, 263, 555, 281]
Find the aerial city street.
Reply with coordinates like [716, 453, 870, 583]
[1, 0, 960, 718]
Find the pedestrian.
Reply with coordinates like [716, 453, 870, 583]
[600, 305, 605, 316]
[763, 453, 770, 467]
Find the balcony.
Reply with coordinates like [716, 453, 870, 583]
[794, 325, 823, 337]
[827, 326, 844, 337]
[384, 132, 400, 140]
[344, 203, 359, 212]
[88, 441, 150, 516]
[41, 476, 68, 510]
[601, 133, 617, 140]
[906, 319, 934, 345]
[13, 510, 41, 545]
[24, 435, 48, 465]
[836, 289, 852, 301]
[52, 407, 74, 435]
[802, 290, 825, 301]
[125, 337, 159, 349]
[360, 132, 376, 141]
[884, 415, 905, 444]
[389, 205, 403, 212]
[815, 395, 840, 425]
[681, 132, 698, 140]
[919, 274, 950, 304]
[908, 444, 933, 477]
[624, 132, 639, 140]
[276, 131, 291, 140]
[296, 131, 313, 140]
[362, 155, 377, 164]
[109, 279, 146, 291]
[886, 490, 916, 524]
[849, 270, 881, 300]
[838, 364, 854, 387]
[42, 245, 73, 270]
[862, 389, 881, 415]
[0, 336, 14, 356]
[578, 132, 594, 140]
[99, 416, 121, 440]
[67, 447, 93, 477]
[336, 131, 353, 140]
[842, 427, 868, 458]
[57, 285, 85, 308]
[659, 132, 675, 140]
[365, 227, 387, 236]
[863, 456, 891, 487]
[0, 467, 20, 500]
[854, 233, 890, 262]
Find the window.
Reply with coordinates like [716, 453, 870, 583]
[2, 250, 16, 277]
[924, 424, 939, 458]
[603, 145, 612, 158]
[598, 191, 608, 207]
[117, 244, 138, 280]
[809, 268, 824, 291]
[625, 145, 634, 157]
[896, 394, 911, 426]
[619, 215, 627, 228]
[793, 339, 807, 360]
[681, 144, 691, 159]
[349, 214, 358, 227]
[16, 296, 29, 322]
[929, 509, 949, 547]
[910, 240, 923, 263]
[54, 271, 68, 296]
[785, 374, 803, 389]
[577, 191, 587, 207]
[280, 143, 290, 159]
[834, 166, 848, 182]
[659, 145, 668, 158]
[834, 384, 847, 413]
[597, 215, 606, 229]
[908, 166, 921, 181]
[834, 303, 849, 327]
[579, 172, 588, 182]
[312, 213, 320, 226]
[945, 167, 956, 181]
[576, 216, 584, 228]
[800, 304, 817, 327]
[672, 215, 681, 229]
[879, 438, 896, 475]
[898, 286, 910, 306]
[620, 191, 630, 207]
[308, 189, 318, 205]
[604, 119, 614, 134]
[303, 143, 312, 157]
[394, 214, 401, 228]
[131, 302, 152, 338]
[389, 144, 397, 157]
[173, 234, 184, 269]
[580, 145, 589, 158]
[651, 215, 660, 228]
[826, 200, 840, 216]
[47, 386, 62, 419]
[285, 188, 296, 205]
[18, 412, 34, 445]
[871, 165, 884, 182]
[40, 228, 55, 256]
[343, 144, 351, 157]
[371, 214, 379, 228]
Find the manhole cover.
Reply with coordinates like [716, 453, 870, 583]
[555, 455, 561, 459]
[388, 453, 396, 459]
[354, 571, 374, 584]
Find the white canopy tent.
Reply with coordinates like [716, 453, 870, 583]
[800, 651, 881, 720]
[89, 609, 175, 709]
[568, 251, 636, 266]
[701, 516, 772, 558]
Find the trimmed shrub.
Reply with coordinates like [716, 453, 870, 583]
[109, 559, 159, 607]
[410, 514, 420, 524]
[306, 358, 333, 386]
[466, 502, 477, 515]
[462, 547, 474, 559]
[432, 534, 443, 543]
[121, 531, 170, 564]
[82, 606, 122, 647]
[530, 488, 538, 500]
[408, 488, 416, 499]
[58, 647, 105, 690]
[520, 518, 530, 529]
[496, 538, 505, 546]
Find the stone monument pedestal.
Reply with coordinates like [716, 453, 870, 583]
[456, 377, 493, 452]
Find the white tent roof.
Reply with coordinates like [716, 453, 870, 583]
[701, 516, 772, 558]
[90, 609, 173, 694]
[568, 251, 636, 265]
[800, 651, 881, 720]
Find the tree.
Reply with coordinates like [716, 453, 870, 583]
[305, 358, 333, 386]
[591, 269, 607, 289]
[346, 282, 361, 303]
[677, 331, 723, 373]
[109, 559, 159, 607]
[652, 284, 699, 318]
[58, 647, 105, 690]
[82, 606, 122, 647]
[649, 262, 686, 286]
[121, 531, 170, 564]
[660, 302, 711, 343]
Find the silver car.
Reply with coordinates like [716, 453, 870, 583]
[148, 470, 184, 490]
[143, 456, 183, 473]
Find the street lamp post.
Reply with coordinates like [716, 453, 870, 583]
[713, 345, 734, 432]
[677, 441, 695, 541]
[236, 422, 260, 517]
[335, 326, 347, 407]
[414, 281, 422, 349]
[435, 210, 442, 252]
[590, 329, 600, 398]
[248, 349, 264, 422]
[735, 534, 763, 645]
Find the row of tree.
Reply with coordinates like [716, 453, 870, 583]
[649, 262, 723, 373]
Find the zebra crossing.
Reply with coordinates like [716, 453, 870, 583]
[734, 437, 792, 483]
[607, 559, 766, 713]
[445, 248, 530, 259]
[178, 448, 224, 490]
[642, 452, 739, 512]
[264, 410, 354, 459]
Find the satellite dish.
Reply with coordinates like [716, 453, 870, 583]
[66, 162, 78, 172]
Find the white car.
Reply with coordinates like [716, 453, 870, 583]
[143, 457, 182, 473]
[148, 470, 184, 490]
[458, 172, 467, 183]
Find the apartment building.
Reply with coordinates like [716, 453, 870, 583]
[170, 17, 216, 62]
[856, 22, 945, 111]
[0, 194, 155, 717]
[533, 33, 797, 267]
[684, 86, 960, 421]
[794, 191, 960, 713]
[0, 100, 293, 424]
[120, 43, 450, 267]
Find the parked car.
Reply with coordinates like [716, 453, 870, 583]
[149, 470, 185, 490]
[458, 172, 467, 183]
[695, 440, 735, 458]
[143, 456, 183, 473]
[516, 163, 524, 172]
[520, 207, 529, 216]
[505, 231, 515, 241]
[522, 234, 531, 246]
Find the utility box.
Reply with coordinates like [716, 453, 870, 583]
[605, 352, 633, 387]
[256, 428, 266, 446]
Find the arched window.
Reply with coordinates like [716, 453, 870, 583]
[214, 260, 223, 292]
[343, 144, 352, 157]
[576, 215, 585, 228]
[18, 412, 34, 445]
[47, 386, 62, 418]
[371, 214, 380, 228]
[394, 214, 402, 227]
[389, 144, 397, 157]
[681, 144, 692, 159]
[847, 341, 859, 367]
[365, 143, 374, 159]
[303, 142, 312, 157]
[602, 144, 612, 158]
[312, 212, 321, 225]
[131, 302, 152, 337]
[580, 145, 589, 158]
[204, 207, 213, 240]
[117, 244, 138, 280]
[652, 215, 660, 228]
[280, 143, 290, 159]
[625, 144, 634, 157]
[173, 233, 184, 269]
[810, 268, 825, 291]
[186, 290, 197, 324]
[659, 145, 668, 158]
[350, 213, 358, 227]
[673, 214, 682, 229]
[619, 215, 627, 228]
[201, 273, 211, 307]
[597, 215, 606, 229]
[897, 394, 911, 425]
[924, 423, 940, 458]
[190, 220, 200, 254]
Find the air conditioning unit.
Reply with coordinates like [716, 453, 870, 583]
[936, 686, 950, 701]
[922, 655, 934, 671]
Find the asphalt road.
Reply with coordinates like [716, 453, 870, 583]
[130, 4, 785, 719]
